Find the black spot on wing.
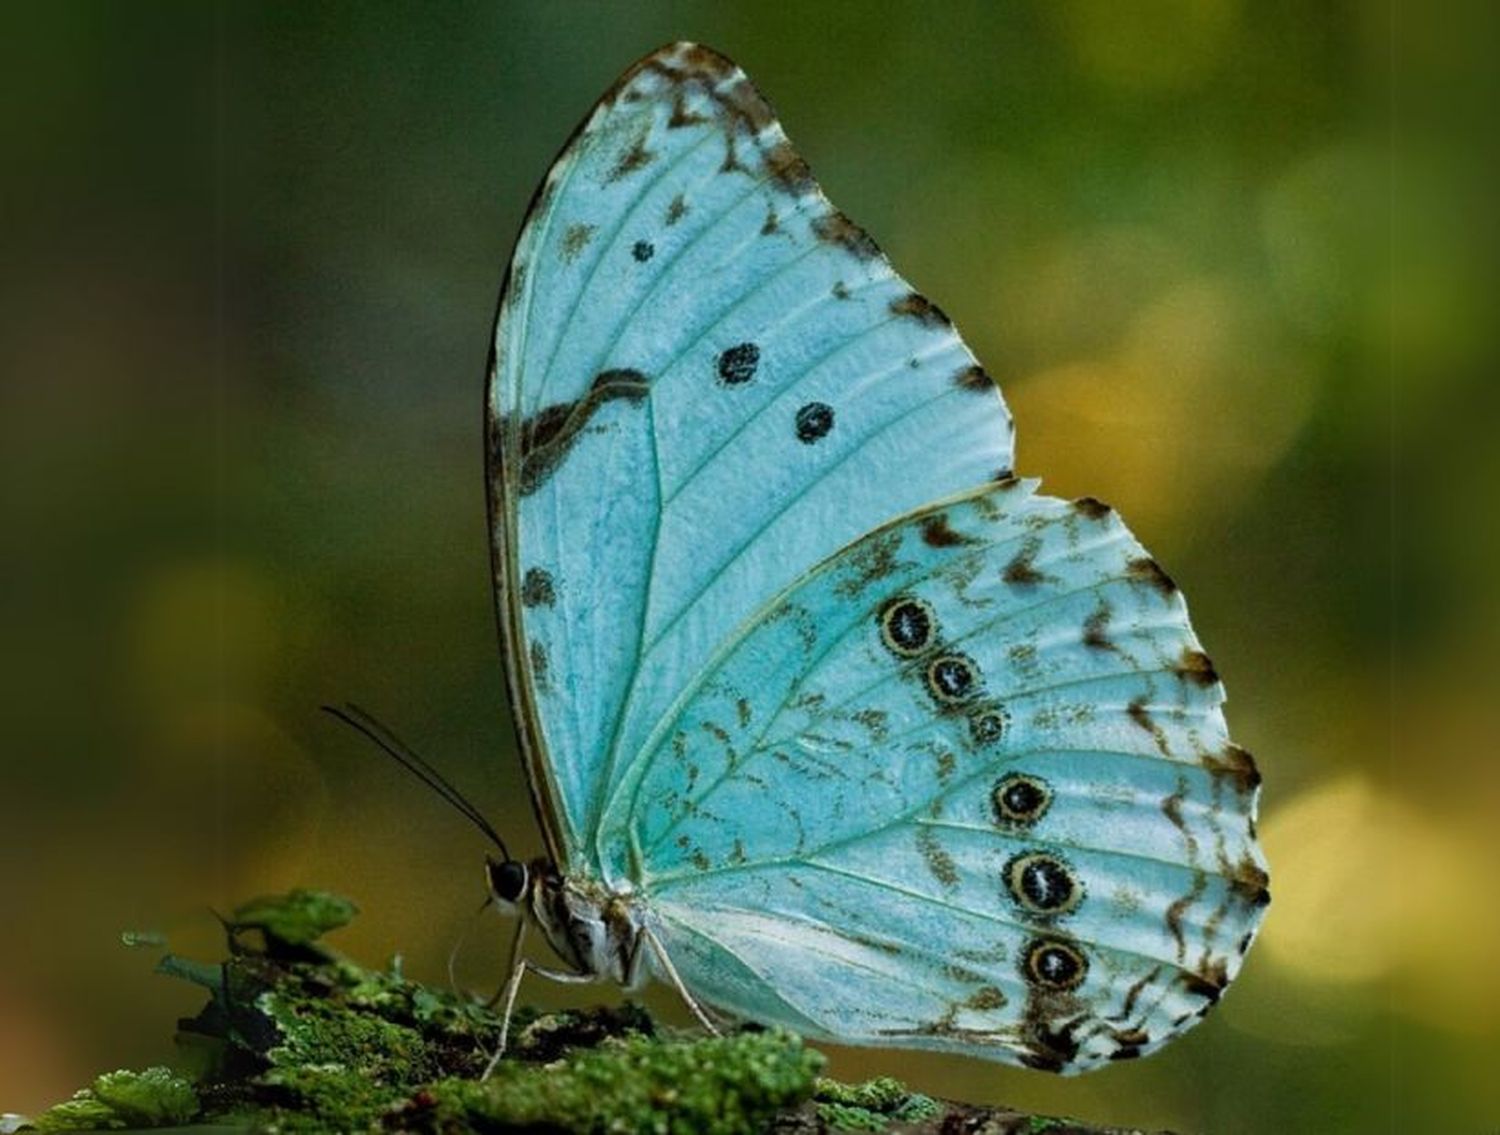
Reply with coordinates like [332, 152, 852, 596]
[794, 401, 834, 443]
[1004, 852, 1084, 915]
[969, 708, 1007, 747]
[1022, 938, 1087, 992]
[992, 773, 1050, 826]
[878, 596, 935, 657]
[717, 342, 760, 385]
[926, 653, 980, 704]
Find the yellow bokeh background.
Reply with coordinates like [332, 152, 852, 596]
[3, 2, 1494, 1131]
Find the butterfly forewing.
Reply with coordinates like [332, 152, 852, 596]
[601, 480, 1267, 1071]
[489, 43, 1013, 866]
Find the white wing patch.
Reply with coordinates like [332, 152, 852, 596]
[490, 44, 1012, 860]
[605, 480, 1267, 1071]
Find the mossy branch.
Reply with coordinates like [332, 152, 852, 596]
[11, 890, 1176, 1134]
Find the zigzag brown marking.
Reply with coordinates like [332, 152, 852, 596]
[954, 364, 994, 393]
[811, 211, 882, 259]
[1003, 538, 1048, 586]
[889, 292, 951, 327]
[1229, 853, 1271, 906]
[916, 826, 959, 888]
[629, 45, 821, 201]
[1202, 742, 1262, 794]
[1173, 647, 1220, 687]
[1107, 966, 1163, 1022]
[1082, 603, 1116, 651]
[606, 132, 655, 181]
[1126, 696, 1172, 757]
[516, 368, 649, 495]
[1180, 958, 1228, 1004]
[832, 531, 904, 598]
[1127, 556, 1178, 597]
[764, 141, 815, 195]
[920, 513, 978, 547]
[667, 92, 707, 128]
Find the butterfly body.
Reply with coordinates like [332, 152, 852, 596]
[482, 41, 1268, 1074]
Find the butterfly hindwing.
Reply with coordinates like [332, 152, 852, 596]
[489, 43, 1013, 864]
[600, 480, 1267, 1071]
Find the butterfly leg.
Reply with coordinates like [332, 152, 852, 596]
[481, 923, 598, 1080]
[640, 924, 723, 1036]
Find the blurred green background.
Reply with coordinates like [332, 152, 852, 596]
[3, 2, 1494, 1131]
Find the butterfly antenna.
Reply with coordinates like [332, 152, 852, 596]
[321, 703, 511, 860]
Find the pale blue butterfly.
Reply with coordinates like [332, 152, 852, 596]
[478, 41, 1269, 1074]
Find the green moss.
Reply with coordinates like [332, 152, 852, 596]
[814, 1075, 942, 1131]
[23, 889, 1110, 1133]
[229, 889, 357, 948]
[423, 1027, 822, 1134]
[261, 993, 437, 1081]
[31, 1067, 198, 1131]
[252, 1064, 400, 1133]
[1026, 1118, 1067, 1133]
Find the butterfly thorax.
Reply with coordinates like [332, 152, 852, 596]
[492, 856, 649, 988]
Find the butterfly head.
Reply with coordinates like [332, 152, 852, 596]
[485, 856, 529, 908]
[485, 855, 566, 911]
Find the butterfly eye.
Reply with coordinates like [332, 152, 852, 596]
[487, 859, 528, 904]
[1022, 938, 1089, 992]
[992, 772, 1050, 825]
[1004, 851, 1083, 915]
[878, 596, 936, 657]
[926, 653, 980, 704]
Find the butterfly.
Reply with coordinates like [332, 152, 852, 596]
[478, 41, 1269, 1075]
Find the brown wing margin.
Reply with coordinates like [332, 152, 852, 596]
[484, 339, 566, 867]
[483, 42, 702, 866]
